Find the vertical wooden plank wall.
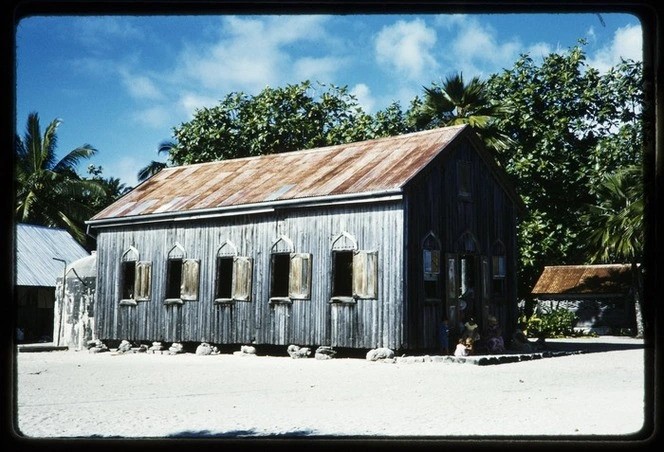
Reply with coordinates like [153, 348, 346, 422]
[94, 202, 405, 350]
[404, 139, 519, 350]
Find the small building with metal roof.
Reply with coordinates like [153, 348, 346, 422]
[15, 223, 90, 343]
[531, 264, 636, 335]
[87, 125, 524, 352]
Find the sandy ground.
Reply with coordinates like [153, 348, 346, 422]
[11, 337, 652, 441]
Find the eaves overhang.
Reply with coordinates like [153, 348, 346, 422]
[86, 189, 403, 230]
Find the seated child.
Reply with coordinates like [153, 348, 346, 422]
[454, 337, 474, 356]
[485, 315, 505, 354]
[511, 324, 536, 352]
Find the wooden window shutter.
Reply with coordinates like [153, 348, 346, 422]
[134, 261, 152, 301]
[352, 250, 378, 299]
[288, 253, 312, 299]
[232, 256, 253, 301]
[180, 259, 200, 301]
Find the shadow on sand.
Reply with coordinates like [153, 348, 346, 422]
[167, 429, 317, 438]
[545, 338, 645, 354]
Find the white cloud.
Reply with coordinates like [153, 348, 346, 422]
[612, 24, 642, 61]
[132, 106, 172, 129]
[178, 15, 334, 94]
[293, 56, 346, 83]
[433, 14, 469, 30]
[588, 24, 642, 72]
[178, 92, 222, 118]
[119, 70, 164, 101]
[374, 19, 438, 80]
[525, 42, 555, 60]
[75, 17, 143, 50]
[449, 18, 521, 76]
[350, 83, 375, 113]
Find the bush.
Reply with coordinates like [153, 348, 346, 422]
[526, 307, 577, 338]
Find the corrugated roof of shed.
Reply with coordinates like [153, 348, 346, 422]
[90, 125, 468, 221]
[15, 224, 90, 287]
[531, 264, 632, 296]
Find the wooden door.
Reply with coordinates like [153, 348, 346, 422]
[445, 253, 459, 337]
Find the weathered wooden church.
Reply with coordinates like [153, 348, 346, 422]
[87, 125, 524, 351]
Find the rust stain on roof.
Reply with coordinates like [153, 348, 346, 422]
[90, 125, 467, 221]
[531, 264, 633, 295]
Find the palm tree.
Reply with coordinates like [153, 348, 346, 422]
[15, 112, 106, 244]
[584, 165, 644, 337]
[137, 140, 175, 182]
[412, 73, 514, 152]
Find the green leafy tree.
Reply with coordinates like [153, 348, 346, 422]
[85, 164, 132, 211]
[486, 44, 643, 299]
[15, 112, 106, 245]
[411, 72, 514, 152]
[166, 81, 405, 165]
[137, 141, 174, 182]
[583, 165, 644, 337]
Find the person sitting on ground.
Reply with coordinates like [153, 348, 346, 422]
[485, 315, 505, 354]
[454, 337, 471, 357]
[511, 323, 536, 353]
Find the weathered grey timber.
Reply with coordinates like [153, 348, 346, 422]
[87, 125, 524, 351]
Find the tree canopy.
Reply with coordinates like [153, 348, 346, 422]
[486, 44, 643, 296]
[409, 72, 514, 152]
[165, 81, 411, 167]
[14, 113, 107, 246]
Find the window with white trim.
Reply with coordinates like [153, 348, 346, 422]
[422, 232, 441, 301]
[120, 247, 152, 305]
[329, 232, 377, 302]
[214, 241, 253, 303]
[269, 236, 311, 302]
[165, 243, 199, 304]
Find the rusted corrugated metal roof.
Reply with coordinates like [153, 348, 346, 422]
[90, 125, 467, 222]
[531, 264, 633, 295]
[15, 224, 90, 287]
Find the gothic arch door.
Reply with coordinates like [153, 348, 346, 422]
[449, 232, 489, 336]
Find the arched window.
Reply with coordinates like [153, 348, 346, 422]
[214, 240, 252, 303]
[269, 236, 311, 302]
[331, 232, 357, 300]
[492, 241, 507, 297]
[422, 232, 441, 301]
[330, 232, 377, 302]
[119, 246, 151, 305]
[456, 231, 479, 254]
[165, 243, 199, 303]
[120, 247, 138, 301]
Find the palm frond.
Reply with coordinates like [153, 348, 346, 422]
[53, 145, 98, 173]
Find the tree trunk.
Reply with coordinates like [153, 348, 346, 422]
[631, 261, 644, 338]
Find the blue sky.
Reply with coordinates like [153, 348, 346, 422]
[15, 12, 642, 188]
